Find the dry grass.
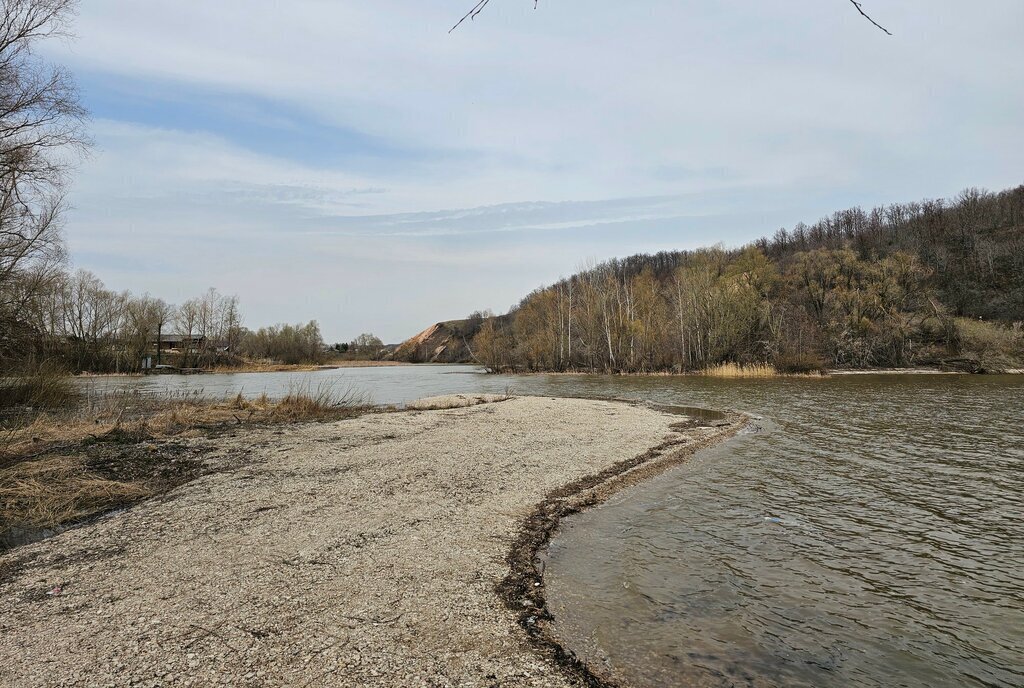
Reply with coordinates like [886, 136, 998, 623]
[701, 362, 827, 378]
[0, 454, 150, 532]
[209, 360, 324, 373]
[208, 360, 409, 373]
[225, 381, 371, 421]
[1, 382, 373, 545]
[0, 364, 80, 411]
[3, 382, 370, 455]
[701, 362, 780, 378]
[955, 318, 1024, 371]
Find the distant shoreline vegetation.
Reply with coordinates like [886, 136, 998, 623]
[461, 186, 1024, 375]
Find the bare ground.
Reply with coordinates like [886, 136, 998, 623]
[0, 396, 741, 687]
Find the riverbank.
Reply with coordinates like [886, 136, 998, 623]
[214, 360, 414, 373]
[487, 365, 1024, 378]
[72, 360, 415, 378]
[0, 396, 743, 687]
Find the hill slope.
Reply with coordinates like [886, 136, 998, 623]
[457, 185, 1024, 374]
[387, 318, 483, 363]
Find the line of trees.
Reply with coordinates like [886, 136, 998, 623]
[4, 265, 332, 372]
[473, 186, 1024, 373]
[241, 321, 327, 366]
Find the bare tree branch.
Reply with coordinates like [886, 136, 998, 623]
[848, 0, 892, 35]
[449, 0, 491, 34]
[0, 0, 88, 366]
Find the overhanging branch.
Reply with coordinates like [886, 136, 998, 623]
[449, 0, 492, 34]
[848, 0, 892, 35]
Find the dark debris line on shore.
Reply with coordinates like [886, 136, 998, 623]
[497, 411, 748, 688]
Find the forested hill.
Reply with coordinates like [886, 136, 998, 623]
[468, 185, 1024, 374]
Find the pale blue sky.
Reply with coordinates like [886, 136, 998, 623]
[47, 1, 1024, 342]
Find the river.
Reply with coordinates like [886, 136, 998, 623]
[78, 366, 1024, 687]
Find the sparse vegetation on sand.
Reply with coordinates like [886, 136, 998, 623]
[0, 382, 372, 548]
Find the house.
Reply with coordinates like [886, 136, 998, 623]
[152, 333, 205, 351]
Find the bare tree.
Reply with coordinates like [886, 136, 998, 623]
[0, 0, 88, 367]
[174, 298, 201, 368]
[452, 1, 891, 35]
[349, 332, 384, 358]
[125, 294, 173, 368]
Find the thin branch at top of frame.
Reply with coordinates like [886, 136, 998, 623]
[848, 0, 893, 35]
[449, 0, 538, 34]
[450, 1, 892, 36]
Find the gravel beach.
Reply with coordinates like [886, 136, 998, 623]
[0, 396, 741, 687]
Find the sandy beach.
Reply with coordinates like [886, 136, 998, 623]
[0, 396, 742, 687]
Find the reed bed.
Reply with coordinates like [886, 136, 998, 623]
[701, 362, 780, 378]
[4, 382, 370, 451]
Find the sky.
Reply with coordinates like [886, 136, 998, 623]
[44, 1, 1024, 343]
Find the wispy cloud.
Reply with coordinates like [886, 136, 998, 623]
[44, 1, 1024, 341]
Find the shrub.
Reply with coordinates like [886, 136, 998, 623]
[954, 318, 1024, 370]
[0, 363, 79, 411]
[774, 350, 828, 374]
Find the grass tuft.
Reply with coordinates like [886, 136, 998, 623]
[954, 318, 1024, 371]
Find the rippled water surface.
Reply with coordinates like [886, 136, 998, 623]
[84, 368, 1023, 685]
[74, 365, 491, 406]
[541, 374, 1024, 688]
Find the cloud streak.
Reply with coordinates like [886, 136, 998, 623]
[42, 1, 1024, 342]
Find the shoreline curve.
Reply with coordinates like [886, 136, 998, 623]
[0, 395, 746, 687]
[497, 406, 749, 688]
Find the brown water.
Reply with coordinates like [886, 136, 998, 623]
[79, 368, 1024, 686]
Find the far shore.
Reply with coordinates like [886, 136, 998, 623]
[66, 362, 1024, 380]
[478, 366, 1023, 378]
[72, 360, 415, 377]
[0, 395, 743, 687]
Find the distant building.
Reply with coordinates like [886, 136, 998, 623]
[153, 333, 204, 351]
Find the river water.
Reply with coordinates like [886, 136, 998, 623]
[79, 367, 1024, 687]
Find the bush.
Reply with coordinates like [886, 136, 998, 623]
[774, 350, 828, 374]
[0, 363, 79, 411]
[954, 318, 1024, 370]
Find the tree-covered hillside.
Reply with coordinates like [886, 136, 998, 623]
[471, 186, 1024, 373]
